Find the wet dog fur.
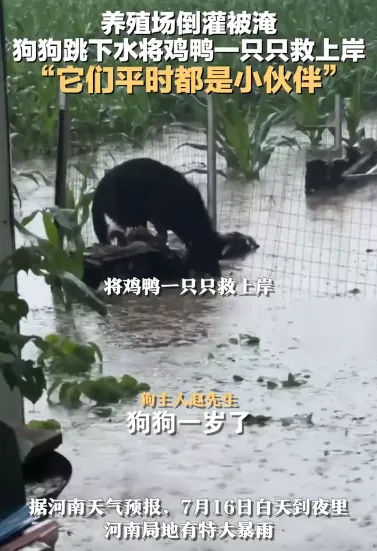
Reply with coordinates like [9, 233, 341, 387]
[92, 158, 221, 277]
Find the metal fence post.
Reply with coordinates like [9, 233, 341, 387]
[55, 90, 69, 247]
[0, 0, 24, 426]
[334, 94, 343, 153]
[206, 93, 217, 230]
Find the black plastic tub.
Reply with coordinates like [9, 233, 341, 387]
[305, 147, 365, 195]
[24, 451, 72, 514]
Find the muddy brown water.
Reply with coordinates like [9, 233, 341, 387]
[15, 121, 377, 549]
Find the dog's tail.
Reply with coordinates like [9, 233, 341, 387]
[91, 197, 109, 244]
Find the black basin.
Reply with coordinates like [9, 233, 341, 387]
[24, 451, 72, 519]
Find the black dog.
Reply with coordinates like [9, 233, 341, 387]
[92, 158, 221, 277]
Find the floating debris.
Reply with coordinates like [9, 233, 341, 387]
[348, 288, 361, 295]
[281, 413, 314, 427]
[239, 334, 260, 346]
[243, 412, 314, 429]
[92, 407, 113, 418]
[219, 231, 259, 260]
[282, 373, 304, 388]
[26, 476, 67, 501]
[243, 414, 272, 427]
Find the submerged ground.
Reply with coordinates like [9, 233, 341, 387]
[16, 120, 377, 549]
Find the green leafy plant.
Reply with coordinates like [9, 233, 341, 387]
[0, 196, 106, 403]
[3, 176, 153, 409]
[105, 89, 171, 148]
[36, 334, 102, 376]
[343, 89, 364, 147]
[47, 375, 151, 409]
[28, 419, 61, 430]
[290, 89, 334, 148]
[329, 68, 366, 149]
[22, 173, 94, 253]
[176, 94, 297, 181]
[6, 0, 377, 159]
[12, 167, 52, 208]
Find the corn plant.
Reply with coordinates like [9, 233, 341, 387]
[338, 68, 366, 148]
[327, 66, 372, 149]
[7, 0, 377, 159]
[175, 93, 297, 181]
[15, 168, 95, 291]
[343, 72, 363, 147]
[103, 89, 172, 149]
[64, 176, 95, 253]
[290, 85, 335, 148]
[12, 166, 54, 216]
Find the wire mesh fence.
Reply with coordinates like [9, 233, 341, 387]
[65, 92, 377, 300]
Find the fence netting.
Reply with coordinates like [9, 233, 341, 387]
[66, 93, 377, 300]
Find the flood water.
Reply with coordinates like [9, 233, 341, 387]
[15, 118, 377, 550]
